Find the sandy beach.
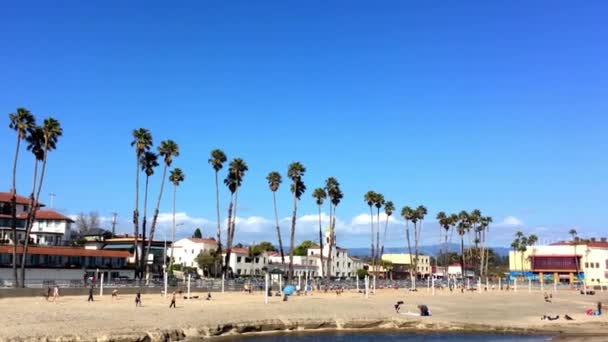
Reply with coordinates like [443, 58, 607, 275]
[0, 287, 606, 341]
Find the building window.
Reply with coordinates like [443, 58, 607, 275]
[192, 249, 194, 254]
[585, 262, 589, 268]
[596, 262, 600, 268]
[255, 257, 259, 263]
[237, 256, 242, 263]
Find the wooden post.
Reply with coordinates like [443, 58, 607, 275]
[221, 273, 225, 293]
[100, 273, 104, 296]
[365, 275, 369, 299]
[187, 274, 191, 299]
[264, 273, 269, 304]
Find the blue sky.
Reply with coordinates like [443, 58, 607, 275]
[1, 1, 607, 248]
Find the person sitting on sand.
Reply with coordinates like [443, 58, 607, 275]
[111, 289, 119, 300]
[418, 304, 431, 316]
[544, 292, 552, 303]
[541, 315, 559, 321]
[206, 292, 212, 301]
[135, 291, 142, 307]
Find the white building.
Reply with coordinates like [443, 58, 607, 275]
[222, 247, 268, 277]
[0, 192, 73, 246]
[171, 237, 218, 268]
[267, 253, 321, 278]
[307, 230, 363, 278]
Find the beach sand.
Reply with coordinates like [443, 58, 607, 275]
[0, 287, 606, 341]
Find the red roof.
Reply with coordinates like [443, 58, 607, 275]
[0, 192, 44, 206]
[0, 245, 131, 258]
[221, 247, 250, 254]
[186, 237, 217, 244]
[21, 210, 73, 222]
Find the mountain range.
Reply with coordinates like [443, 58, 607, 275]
[344, 243, 511, 258]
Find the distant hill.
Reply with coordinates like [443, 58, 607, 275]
[345, 243, 510, 258]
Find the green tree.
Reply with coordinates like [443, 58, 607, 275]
[293, 240, 316, 256]
[20, 118, 62, 286]
[223, 158, 248, 277]
[145, 139, 179, 279]
[130, 128, 153, 276]
[266, 171, 285, 265]
[287, 162, 306, 282]
[356, 268, 368, 279]
[312, 187, 327, 278]
[196, 250, 221, 277]
[192, 228, 203, 239]
[168, 168, 185, 270]
[139, 151, 158, 273]
[8, 108, 35, 287]
[256, 241, 277, 253]
[208, 149, 227, 271]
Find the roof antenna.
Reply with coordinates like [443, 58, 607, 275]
[49, 192, 56, 209]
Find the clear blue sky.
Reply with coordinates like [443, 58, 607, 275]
[1, 1, 607, 248]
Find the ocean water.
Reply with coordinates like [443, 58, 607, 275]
[222, 332, 552, 342]
[219, 331, 554, 341]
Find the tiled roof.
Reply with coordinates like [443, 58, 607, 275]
[21, 210, 74, 222]
[186, 237, 217, 244]
[0, 245, 131, 258]
[0, 192, 44, 206]
[222, 247, 250, 255]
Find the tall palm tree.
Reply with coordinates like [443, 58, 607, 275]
[324, 177, 342, 284]
[363, 191, 376, 271]
[436, 211, 450, 276]
[20, 118, 62, 286]
[287, 162, 306, 283]
[223, 158, 248, 277]
[130, 128, 153, 277]
[569, 229, 580, 285]
[8, 108, 35, 287]
[518, 236, 528, 274]
[413, 205, 427, 280]
[208, 149, 227, 272]
[312, 187, 327, 279]
[457, 211, 470, 280]
[374, 194, 385, 274]
[145, 139, 179, 279]
[380, 201, 394, 258]
[266, 171, 285, 265]
[168, 168, 185, 271]
[478, 215, 492, 278]
[401, 206, 415, 285]
[468, 209, 481, 272]
[139, 151, 158, 273]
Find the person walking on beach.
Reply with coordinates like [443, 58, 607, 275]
[169, 291, 176, 308]
[111, 289, 119, 301]
[87, 285, 94, 302]
[135, 291, 142, 307]
[52, 285, 59, 302]
[46, 287, 52, 301]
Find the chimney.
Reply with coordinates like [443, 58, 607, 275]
[601, 237, 607, 243]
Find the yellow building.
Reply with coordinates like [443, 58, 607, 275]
[381, 253, 431, 279]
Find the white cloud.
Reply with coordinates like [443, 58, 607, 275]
[499, 216, 524, 227]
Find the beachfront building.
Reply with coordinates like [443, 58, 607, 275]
[0, 245, 133, 285]
[381, 253, 431, 279]
[171, 237, 218, 268]
[509, 239, 608, 287]
[222, 247, 269, 277]
[84, 235, 169, 275]
[306, 230, 363, 278]
[267, 253, 321, 278]
[0, 192, 73, 246]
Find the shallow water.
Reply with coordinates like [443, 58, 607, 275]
[218, 331, 554, 341]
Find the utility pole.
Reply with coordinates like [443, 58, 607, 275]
[111, 212, 118, 237]
[49, 192, 56, 209]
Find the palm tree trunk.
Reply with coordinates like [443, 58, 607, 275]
[11, 136, 21, 288]
[325, 204, 333, 286]
[443, 231, 449, 280]
[405, 220, 414, 286]
[169, 184, 176, 270]
[317, 204, 324, 282]
[369, 206, 374, 275]
[414, 221, 422, 281]
[19, 155, 40, 287]
[223, 195, 234, 277]
[133, 154, 140, 277]
[287, 192, 297, 283]
[214, 170, 223, 273]
[229, 186, 240, 263]
[380, 214, 389, 262]
[144, 163, 167, 280]
[140, 175, 150, 274]
[375, 208, 380, 277]
[272, 191, 285, 265]
[460, 236, 465, 281]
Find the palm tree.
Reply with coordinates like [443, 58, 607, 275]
[130, 128, 153, 277]
[312, 187, 327, 279]
[436, 211, 450, 276]
[223, 158, 248, 277]
[20, 118, 62, 286]
[569, 229, 580, 285]
[266, 171, 285, 265]
[168, 168, 185, 270]
[287, 162, 306, 283]
[468, 209, 481, 273]
[413, 205, 427, 280]
[363, 191, 376, 271]
[208, 149, 227, 272]
[380, 201, 394, 258]
[139, 151, 158, 273]
[518, 236, 528, 275]
[481, 216, 493, 278]
[145, 140, 179, 279]
[8, 108, 35, 287]
[374, 193, 385, 275]
[401, 206, 415, 285]
[457, 211, 470, 280]
[324, 177, 342, 284]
